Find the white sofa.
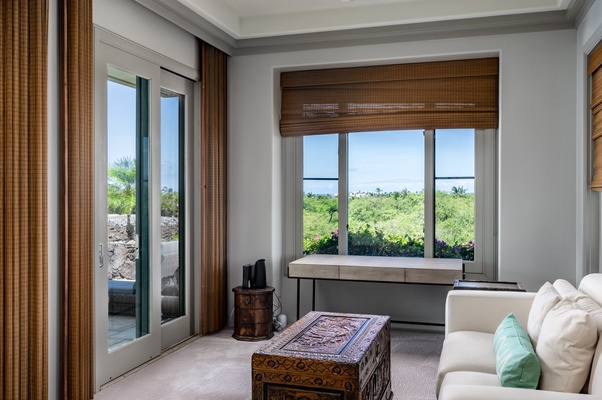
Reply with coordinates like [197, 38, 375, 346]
[437, 273, 602, 400]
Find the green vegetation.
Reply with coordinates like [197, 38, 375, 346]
[108, 157, 136, 239]
[303, 188, 475, 260]
[160, 187, 179, 218]
[107, 158, 180, 240]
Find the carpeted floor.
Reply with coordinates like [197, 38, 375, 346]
[95, 327, 443, 399]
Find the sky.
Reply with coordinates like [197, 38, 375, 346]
[108, 76, 474, 197]
[107, 80, 180, 191]
[303, 129, 475, 195]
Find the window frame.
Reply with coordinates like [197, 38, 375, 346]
[282, 129, 497, 280]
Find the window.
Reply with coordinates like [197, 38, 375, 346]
[286, 128, 496, 277]
[282, 58, 498, 279]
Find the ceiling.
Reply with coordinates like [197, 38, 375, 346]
[136, 0, 591, 55]
[177, 0, 575, 39]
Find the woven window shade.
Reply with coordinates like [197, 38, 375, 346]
[589, 41, 602, 191]
[280, 58, 499, 137]
[1, 2, 48, 398]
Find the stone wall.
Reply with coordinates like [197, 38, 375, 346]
[108, 214, 179, 280]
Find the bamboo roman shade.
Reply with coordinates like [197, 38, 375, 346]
[590, 41, 602, 191]
[280, 58, 499, 137]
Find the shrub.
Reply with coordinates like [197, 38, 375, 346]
[304, 225, 474, 261]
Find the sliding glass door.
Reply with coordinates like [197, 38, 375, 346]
[94, 42, 194, 391]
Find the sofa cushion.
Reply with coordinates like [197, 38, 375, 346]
[493, 313, 540, 389]
[436, 331, 497, 396]
[527, 282, 561, 348]
[553, 279, 585, 300]
[537, 299, 598, 393]
[440, 371, 500, 390]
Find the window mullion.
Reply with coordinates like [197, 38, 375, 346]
[424, 130, 435, 258]
[338, 133, 349, 255]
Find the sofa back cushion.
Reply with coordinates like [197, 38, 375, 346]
[536, 300, 598, 393]
[578, 273, 602, 394]
[553, 279, 584, 299]
[527, 282, 561, 348]
[579, 274, 602, 310]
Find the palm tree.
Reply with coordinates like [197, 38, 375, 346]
[451, 186, 467, 196]
[108, 157, 136, 239]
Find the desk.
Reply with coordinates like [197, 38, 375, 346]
[288, 254, 463, 322]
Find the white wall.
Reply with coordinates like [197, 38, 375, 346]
[93, 0, 198, 71]
[229, 29, 579, 325]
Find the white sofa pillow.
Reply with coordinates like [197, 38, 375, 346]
[536, 300, 598, 393]
[553, 279, 585, 299]
[527, 282, 561, 348]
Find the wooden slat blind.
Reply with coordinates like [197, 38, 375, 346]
[280, 58, 499, 137]
[589, 41, 602, 191]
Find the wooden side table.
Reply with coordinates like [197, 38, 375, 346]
[232, 286, 274, 341]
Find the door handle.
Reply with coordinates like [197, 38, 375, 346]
[99, 244, 104, 268]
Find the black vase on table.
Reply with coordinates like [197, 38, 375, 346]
[253, 259, 267, 288]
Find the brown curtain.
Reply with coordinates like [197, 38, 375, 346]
[590, 41, 602, 191]
[0, 2, 49, 399]
[280, 58, 499, 137]
[59, 0, 94, 398]
[200, 42, 228, 334]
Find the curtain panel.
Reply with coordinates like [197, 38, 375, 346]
[280, 58, 499, 137]
[590, 41, 602, 191]
[200, 42, 228, 334]
[59, 0, 94, 398]
[0, 2, 49, 399]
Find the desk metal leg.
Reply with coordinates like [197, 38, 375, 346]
[296, 278, 300, 321]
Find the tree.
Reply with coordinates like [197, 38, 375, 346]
[451, 186, 467, 196]
[108, 157, 136, 239]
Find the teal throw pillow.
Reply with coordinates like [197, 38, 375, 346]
[493, 313, 541, 389]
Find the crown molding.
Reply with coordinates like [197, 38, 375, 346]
[135, 0, 236, 54]
[567, 0, 595, 27]
[234, 10, 574, 56]
[136, 0, 588, 56]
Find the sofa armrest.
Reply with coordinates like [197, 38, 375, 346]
[445, 290, 536, 336]
[439, 385, 602, 400]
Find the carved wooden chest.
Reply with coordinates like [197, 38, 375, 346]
[252, 311, 392, 400]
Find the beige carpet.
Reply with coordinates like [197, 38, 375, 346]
[95, 328, 443, 399]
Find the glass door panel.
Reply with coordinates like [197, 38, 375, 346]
[106, 66, 150, 350]
[160, 88, 184, 323]
[158, 69, 193, 350]
[95, 44, 161, 391]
